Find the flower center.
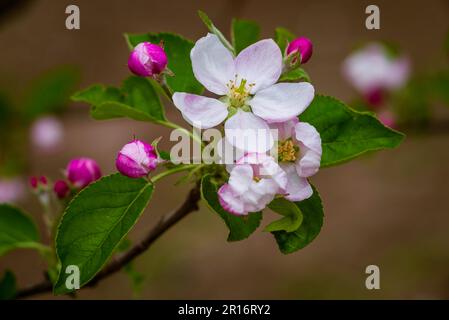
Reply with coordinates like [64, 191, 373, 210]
[278, 139, 299, 162]
[227, 77, 254, 108]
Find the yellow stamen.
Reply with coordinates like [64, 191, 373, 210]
[227, 78, 253, 108]
[278, 139, 298, 162]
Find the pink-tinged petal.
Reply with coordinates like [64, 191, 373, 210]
[268, 118, 299, 141]
[250, 82, 315, 123]
[294, 122, 322, 154]
[280, 163, 313, 202]
[294, 122, 322, 178]
[191, 33, 235, 95]
[228, 164, 253, 194]
[224, 110, 274, 153]
[235, 39, 282, 93]
[173, 92, 228, 129]
[218, 184, 246, 216]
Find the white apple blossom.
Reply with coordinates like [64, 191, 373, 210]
[173, 33, 315, 153]
[269, 118, 322, 202]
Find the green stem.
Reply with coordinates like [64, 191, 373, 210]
[161, 79, 174, 101]
[159, 120, 204, 146]
[151, 164, 201, 183]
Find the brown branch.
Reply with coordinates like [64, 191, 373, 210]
[16, 185, 201, 299]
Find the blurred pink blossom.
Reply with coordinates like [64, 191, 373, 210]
[342, 43, 410, 96]
[0, 178, 25, 203]
[30, 116, 64, 152]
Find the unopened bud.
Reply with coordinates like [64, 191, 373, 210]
[286, 37, 313, 64]
[116, 139, 159, 178]
[128, 42, 168, 77]
[66, 158, 102, 189]
[54, 180, 70, 199]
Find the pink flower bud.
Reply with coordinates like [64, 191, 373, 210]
[66, 158, 102, 189]
[54, 180, 70, 199]
[39, 176, 47, 185]
[30, 176, 38, 189]
[286, 37, 313, 64]
[365, 88, 384, 107]
[116, 140, 159, 178]
[128, 42, 168, 77]
[30, 176, 48, 189]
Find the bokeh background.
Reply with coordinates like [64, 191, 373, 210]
[1, 0, 449, 299]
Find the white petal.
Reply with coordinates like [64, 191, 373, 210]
[215, 137, 245, 166]
[173, 92, 228, 129]
[280, 163, 313, 202]
[224, 110, 274, 153]
[228, 164, 253, 195]
[236, 153, 287, 193]
[294, 122, 322, 177]
[235, 39, 282, 93]
[191, 33, 235, 95]
[250, 82, 315, 123]
[243, 180, 276, 212]
[268, 118, 298, 141]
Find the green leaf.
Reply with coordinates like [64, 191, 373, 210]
[301, 95, 405, 167]
[275, 27, 296, 54]
[198, 10, 235, 54]
[200, 175, 261, 242]
[0, 204, 41, 257]
[0, 271, 16, 300]
[54, 174, 154, 294]
[23, 66, 80, 120]
[232, 19, 260, 54]
[265, 198, 303, 233]
[279, 68, 311, 83]
[125, 33, 203, 95]
[72, 76, 166, 123]
[272, 186, 323, 254]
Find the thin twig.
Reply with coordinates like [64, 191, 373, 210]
[16, 185, 201, 299]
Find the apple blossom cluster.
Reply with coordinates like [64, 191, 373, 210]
[124, 33, 320, 216]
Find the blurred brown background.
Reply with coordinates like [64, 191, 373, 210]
[1, 0, 449, 299]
